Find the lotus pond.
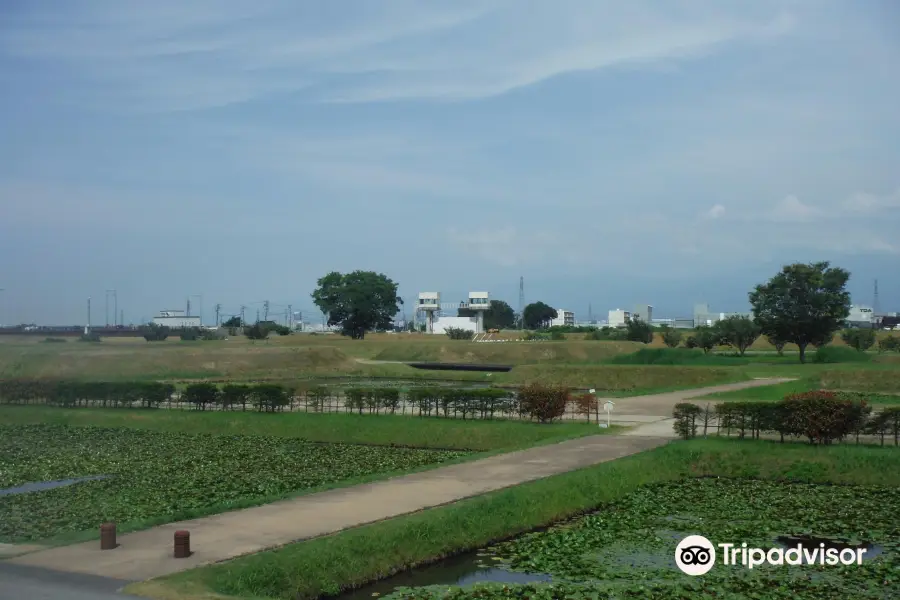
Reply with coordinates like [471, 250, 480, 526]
[0, 424, 469, 542]
[354, 478, 898, 600]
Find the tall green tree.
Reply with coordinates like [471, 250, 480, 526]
[691, 325, 720, 354]
[660, 325, 683, 348]
[311, 271, 402, 340]
[459, 299, 516, 330]
[714, 315, 761, 356]
[625, 316, 654, 344]
[748, 262, 851, 363]
[522, 302, 558, 329]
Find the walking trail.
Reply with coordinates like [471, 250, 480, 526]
[4, 378, 790, 583]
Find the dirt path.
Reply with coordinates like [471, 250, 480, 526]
[5, 378, 792, 582]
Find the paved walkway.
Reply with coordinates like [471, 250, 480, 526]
[4, 378, 791, 583]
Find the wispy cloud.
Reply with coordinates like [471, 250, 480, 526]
[0, 0, 796, 111]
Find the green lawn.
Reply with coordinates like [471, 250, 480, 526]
[135, 439, 900, 600]
[704, 378, 900, 405]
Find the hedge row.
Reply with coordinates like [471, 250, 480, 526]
[673, 391, 900, 445]
[0, 379, 578, 423]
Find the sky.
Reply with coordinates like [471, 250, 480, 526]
[1, 0, 899, 326]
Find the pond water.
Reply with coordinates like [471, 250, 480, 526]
[336, 551, 550, 600]
[0, 475, 110, 497]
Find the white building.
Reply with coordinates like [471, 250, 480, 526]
[608, 309, 631, 328]
[846, 305, 876, 327]
[550, 309, 575, 327]
[634, 304, 653, 323]
[432, 316, 478, 335]
[152, 310, 200, 329]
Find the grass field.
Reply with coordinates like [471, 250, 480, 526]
[138, 439, 900, 600]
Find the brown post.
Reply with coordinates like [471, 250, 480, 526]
[174, 530, 191, 558]
[100, 522, 117, 550]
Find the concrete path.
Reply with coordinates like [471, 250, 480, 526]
[3, 378, 792, 585]
[7, 436, 669, 581]
[0, 563, 141, 600]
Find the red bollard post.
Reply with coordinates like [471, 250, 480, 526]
[174, 530, 191, 558]
[100, 522, 117, 550]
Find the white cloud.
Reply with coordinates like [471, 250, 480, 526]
[769, 194, 821, 222]
[841, 188, 900, 213]
[0, 0, 797, 111]
[703, 204, 726, 219]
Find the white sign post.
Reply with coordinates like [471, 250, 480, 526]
[604, 400, 615, 429]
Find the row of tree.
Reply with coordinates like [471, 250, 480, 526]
[310, 262, 864, 363]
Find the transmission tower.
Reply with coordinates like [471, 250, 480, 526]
[214, 303, 222, 327]
[518, 276, 525, 329]
[239, 305, 246, 327]
[873, 279, 880, 315]
[263, 300, 269, 321]
[588, 302, 593, 322]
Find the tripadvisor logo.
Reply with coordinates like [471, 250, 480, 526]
[675, 535, 867, 576]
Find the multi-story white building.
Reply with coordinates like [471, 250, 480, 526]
[550, 309, 575, 327]
[608, 309, 631, 328]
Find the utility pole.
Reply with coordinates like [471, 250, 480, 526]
[287, 304, 292, 328]
[263, 300, 269, 322]
[215, 303, 222, 327]
[190, 294, 203, 326]
[518, 276, 525, 329]
[0, 288, 5, 328]
[239, 305, 246, 327]
[256, 308, 260, 323]
[120, 309, 124, 328]
[86, 297, 92, 334]
[186, 297, 191, 317]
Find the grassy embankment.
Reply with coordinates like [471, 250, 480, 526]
[133, 439, 900, 600]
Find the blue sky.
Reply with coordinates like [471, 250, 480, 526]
[1, 0, 898, 326]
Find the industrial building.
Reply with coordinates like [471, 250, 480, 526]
[550, 309, 575, 327]
[417, 291, 490, 334]
[633, 304, 653, 323]
[608, 309, 631, 328]
[846, 305, 876, 328]
[152, 310, 200, 329]
[692, 303, 750, 326]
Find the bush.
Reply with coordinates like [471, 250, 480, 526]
[607, 348, 746, 365]
[220, 384, 252, 410]
[182, 382, 219, 411]
[673, 402, 702, 439]
[877, 335, 900, 353]
[251, 384, 291, 412]
[585, 327, 628, 341]
[445, 327, 474, 340]
[244, 323, 269, 340]
[78, 332, 102, 342]
[42, 337, 67, 343]
[782, 390, 869, 445]
[574, 393, 598, 422]
[812, 345, 872, 364]
[840, 328, 876, 352]
[180, 327, 201, 341]
[518, 383, 569, 423]
[141, 323, 169, 342]
[549, 331, 566, 340]
[660, 327, 682, 348]
[625, 317, 654, 344]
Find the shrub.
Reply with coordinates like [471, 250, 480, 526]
[877, 335, 900, 353]
[673, 402, 702, 439]
[812, 345, 872, 364]
[782, 390, 868, 445]
[179, 327, 201, 341]
[683, 335, 698, 349]
[244, 323, 269, 340]
[141, 323, 169, 342]
[42, 337, 67, 343]
[518, 383, 569, 423]
[840, 328, 876, 352]
[625, 317, 654, 344]
[445, 327, 474, 340]
[302, 386, 329, 412]
[251, 383, 290, 412]
[607, 348, 746, 366]
[78, 332, 102, 342]
[691, 325, 721, 354]
[574, 393, 598, 422]
[866, 407, 900, 446]
[182, 383, 219, 411]
[201, 328, 225, 341]
[220, 384, 252, 410]
[660, 327, 682, 348]
[549, 331, 566, 340]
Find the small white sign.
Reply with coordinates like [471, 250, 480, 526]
[604, 400, 615, 411]
[589, 388, 595, 394]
